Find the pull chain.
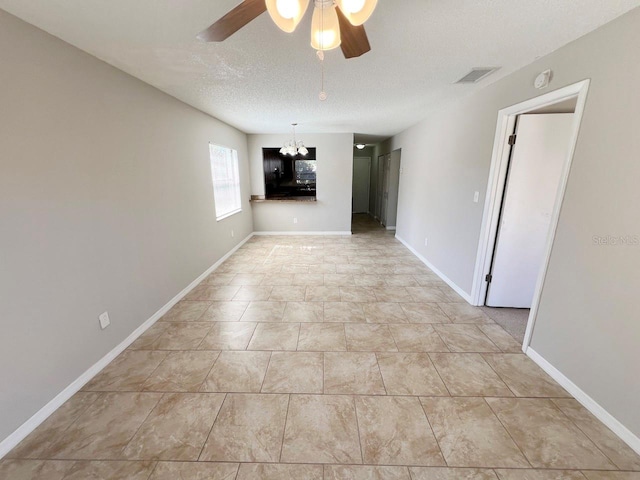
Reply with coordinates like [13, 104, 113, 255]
[317, 1, 327, 101]
[319, 51, 327, 101]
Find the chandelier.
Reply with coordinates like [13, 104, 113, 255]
[265, 0, 377, 51]
[280, 123, 309, 156]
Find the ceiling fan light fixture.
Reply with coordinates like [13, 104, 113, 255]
[311, 3, 342, 51]
[336, 0, 377, 26]
[266, 0, 309, 33]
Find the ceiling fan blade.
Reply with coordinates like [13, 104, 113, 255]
[336, 7, 371, 59]
[197, 0, 267, 42]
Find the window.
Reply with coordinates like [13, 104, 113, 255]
[209, 144, 242, 220]
[262, 147, 317, 199]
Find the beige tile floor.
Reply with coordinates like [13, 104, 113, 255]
[2, 214, 640, 480]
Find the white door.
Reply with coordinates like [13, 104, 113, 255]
[486, 113, 574, 308]
[352, 157, 371, 213]
[376, 155, 385, 219]
[380, 154, 391, 225]
[385, 150, 401, 228]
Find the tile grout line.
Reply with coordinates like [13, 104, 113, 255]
[231, 462, 241, 480]
[198, 350, 222, 393]
[118, 392, 166, 460]
[482, 396, 534, 469]
[322, 352, 326, 395]
[278, 394, 290, 460]
[13, 230, 622, 471]
[143, 460, 159, 480]
[373, 353, 389, 395]
[196, 392, 228, 462]
[548, 398, 621, 470]
[426, 353, 453, 397]
[193, 324, 214, 351]
[417, 398, 449, 467]
[259, 352, 274, 393]
[352, 396, 366, 465]
[138, 351, 172, 392]
[480, 353, 520, 398]
[8, 391, 103, 461]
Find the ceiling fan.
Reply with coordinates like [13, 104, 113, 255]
[197, 0, 377, 59]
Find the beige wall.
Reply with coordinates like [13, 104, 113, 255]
[383, 8, 640, 437]
[0, 10, 253, 441]
[248, 133, 354, 233]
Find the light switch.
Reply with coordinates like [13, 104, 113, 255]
[473, 191, 480, 203]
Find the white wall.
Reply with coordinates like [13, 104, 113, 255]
[383, 8, 640, 438]
[248, 133, 354, 233]
[0, 10, 253, 442]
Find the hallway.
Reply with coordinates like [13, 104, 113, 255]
[3, 231, 640, 479]
[351, 213, 390, 236]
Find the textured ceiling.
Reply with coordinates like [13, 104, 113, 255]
[1, 0, 639, 140]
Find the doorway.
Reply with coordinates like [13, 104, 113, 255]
[486, 112, 574, 308]
[471, 80, 590, 349]
[352, 156, 371, 214]
[380, 149, 401, 229]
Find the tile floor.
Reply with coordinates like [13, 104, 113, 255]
[2, 215, 639, 480]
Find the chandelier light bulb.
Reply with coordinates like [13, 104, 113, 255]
[314, 29, 337, 49]
[342, 0, 366, 13]
[336, 0, 377, 26]
[310, 4, 341, 51]
[266, 0, 309, 33]
[276, 0, 301, 19]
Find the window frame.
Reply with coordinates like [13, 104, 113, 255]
[209, 143, 242, 221]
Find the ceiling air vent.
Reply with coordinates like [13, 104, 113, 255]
[455, 67, 500, 84]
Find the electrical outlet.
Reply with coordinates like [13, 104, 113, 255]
[424, 237, 428, 247]
[473, 191, 480, 203]
[231, 230, 235, 238]
[293, 217, 298, 224]
[98, 312, 110, 330]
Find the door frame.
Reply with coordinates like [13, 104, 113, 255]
[470, 79, 590, 351]
[375, 155, 385, 220]
[352, 156, 371, 214]
[380, 153, 391, 226]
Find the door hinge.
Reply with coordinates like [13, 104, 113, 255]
[485, 274, 493, 283]
[508, 134, 517, 146]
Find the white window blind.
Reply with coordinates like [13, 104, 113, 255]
[209, 144, 242, 220]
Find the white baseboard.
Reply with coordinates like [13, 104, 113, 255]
[0, 233, 254, 460]
[253, 231, 352, 236]
[395, 234, 473, 304]
[526, 347, 640, 456]
[386, 226, 396, 231]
